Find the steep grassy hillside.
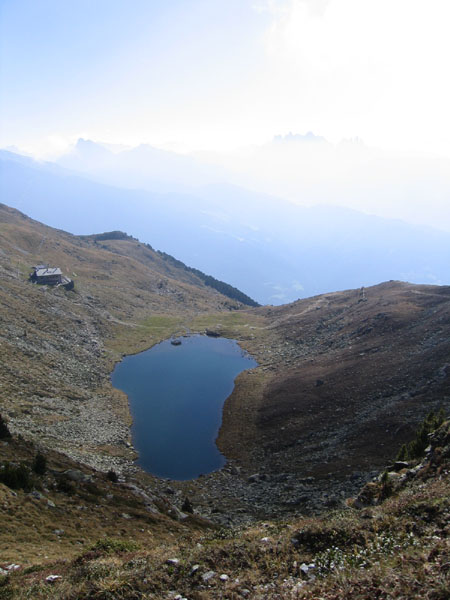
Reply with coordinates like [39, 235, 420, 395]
[1, 418, 448, 599]
[0, 203, 249, 471]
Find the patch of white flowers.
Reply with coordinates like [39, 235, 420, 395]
[314, 531, 418, 576]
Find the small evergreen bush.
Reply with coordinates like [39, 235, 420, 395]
[107, 469, 118, 483]
[0, 462, 32, 491]
[397, 408, 446, 461]
[380, 470, 393, 499]
[57, 475, 75, 495]
[0, 414, 11, 439]
[91, 538, 139, 554]
[32, 452, 47, 475]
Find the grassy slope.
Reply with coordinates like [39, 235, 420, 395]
[1, 203, 450, 598]
[1, 421, 448, 599]
[0, 203, 248, 468]
[217, 282, 450, 477]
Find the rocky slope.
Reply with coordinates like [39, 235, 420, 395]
[205, 281, 450, 520]
[0, 203, 247, 472]
[1, 202, 450, 526]
[1, 203, 450, 598]
[2, 418, 448, 599]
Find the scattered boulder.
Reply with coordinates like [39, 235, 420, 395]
[393, 460, 410, 471]
[5, 564, 20, 572]
[63, 469, 91, 483]
[202, 570, 216, 583]
[166, 558, 180, 567]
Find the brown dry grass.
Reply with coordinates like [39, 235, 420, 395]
[2, 456, 448, 599]
[0, 436, 206, 567]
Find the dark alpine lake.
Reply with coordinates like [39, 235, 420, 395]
[111, 335, 257, 480]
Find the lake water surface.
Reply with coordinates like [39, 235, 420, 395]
[111, 335, 257, 480]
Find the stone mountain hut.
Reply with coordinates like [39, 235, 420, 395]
[30, 265, 63, 285]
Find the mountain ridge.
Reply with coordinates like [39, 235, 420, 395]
[2, 149, 450, 304]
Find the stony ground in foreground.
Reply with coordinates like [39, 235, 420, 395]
[1, 420, 448, 599]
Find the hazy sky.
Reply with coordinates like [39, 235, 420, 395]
[2, 0, 450, 158]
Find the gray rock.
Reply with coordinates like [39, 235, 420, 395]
[393, 461, 409, 471]
[63, 469, 91, 483]
[202, 570, 216, 582]
[166, 558, 180, 566]
[167, 505, 188, 521]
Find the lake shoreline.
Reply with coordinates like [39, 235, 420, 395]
[111, 334, 257, 481]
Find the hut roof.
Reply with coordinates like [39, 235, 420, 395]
[35, 267, 62, 277]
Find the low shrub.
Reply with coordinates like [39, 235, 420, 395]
[91, 538, 139, 555]
[0, 462, 33, 491]
[107, 469, 118, 483]
[397, 408, 446, 461]
[292, 514, 365, 552]
[0, 414, 11, 440]
[57, 475, 75, 495]
[380, 470, 394, 499]
[32, 452, 47, 475]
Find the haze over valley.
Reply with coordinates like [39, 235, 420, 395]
[2, 143, 450, 305]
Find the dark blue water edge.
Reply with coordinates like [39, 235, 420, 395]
[111, 335, 257, 480]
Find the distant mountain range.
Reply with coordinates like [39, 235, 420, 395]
[57, 138, 225, 193]
[1, 148, 450, 305]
